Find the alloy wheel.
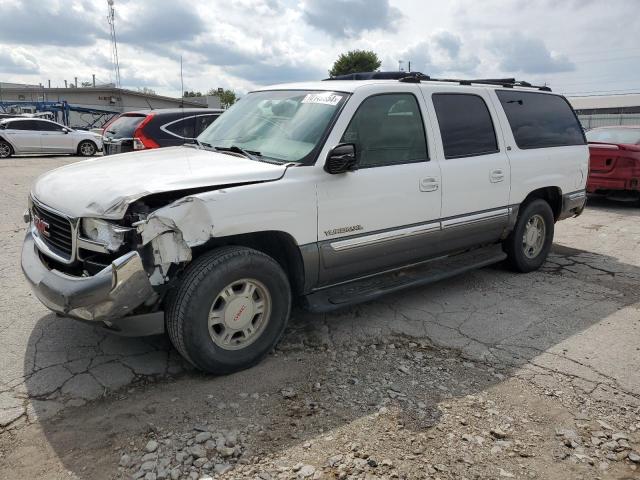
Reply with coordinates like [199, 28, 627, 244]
[208, 278, 272, 350]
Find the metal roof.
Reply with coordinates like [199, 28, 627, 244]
[567, 94, 640, 110]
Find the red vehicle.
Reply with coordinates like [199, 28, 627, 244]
[586, 126, 640, 201]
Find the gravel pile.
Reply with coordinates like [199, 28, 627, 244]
[114, 339, 639, 480]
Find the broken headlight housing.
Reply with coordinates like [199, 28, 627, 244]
[81, 218, 131, 252]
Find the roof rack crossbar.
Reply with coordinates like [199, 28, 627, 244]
[323, 71, 552, 91]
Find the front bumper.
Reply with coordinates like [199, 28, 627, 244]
[558, 190, 587, 220]
[21, 230, 156, 323]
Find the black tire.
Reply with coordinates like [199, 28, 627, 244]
[77, 140, 97, 157]
[0, 140, 13, 159]
[503, 199, 555, 273]
[166, 246, 291, 374]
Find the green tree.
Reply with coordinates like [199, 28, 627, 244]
[207, 88, 237, 109]
[329, 50, 381, 77]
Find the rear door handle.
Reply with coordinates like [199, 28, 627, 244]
[420, 177, 439, 192]
[490, 169, 505, 183]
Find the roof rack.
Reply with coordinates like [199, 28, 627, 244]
[323, 71, 552, 92]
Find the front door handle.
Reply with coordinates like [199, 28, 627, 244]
[490, 169, 505, 183]
[420, 177, 439, 192]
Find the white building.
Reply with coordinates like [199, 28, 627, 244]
[567, 93, 640, 129]
[0, 82, 210, 128]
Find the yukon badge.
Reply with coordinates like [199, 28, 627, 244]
[324, 225, 363, 237]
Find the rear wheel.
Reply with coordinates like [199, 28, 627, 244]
[504, 199, 554, 272]
[166, 246, 291, 374]
[77, 140, 97, 157]
[0, 140, 12, 158]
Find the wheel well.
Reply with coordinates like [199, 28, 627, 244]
[192, 231, 306, 296]
[0, 135, 15, 153]
[77, 139, 96, 152]
[522, 187, 562, 221]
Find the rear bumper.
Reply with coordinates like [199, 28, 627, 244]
[21, 230, 159, 329]
[587, 175, 640, 192]
[558, 190, 587, 220]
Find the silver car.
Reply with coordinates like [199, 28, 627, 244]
[0, 118, 103, 158]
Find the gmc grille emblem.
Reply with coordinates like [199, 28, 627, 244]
[33, 215, 50, 237]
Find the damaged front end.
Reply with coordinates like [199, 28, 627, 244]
[132, 195, 217, 286]
[21, 190, 223, 336]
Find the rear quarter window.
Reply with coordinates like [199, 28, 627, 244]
[496, 90, 585, 149]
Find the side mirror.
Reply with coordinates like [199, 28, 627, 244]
[324, 143, 357, 174]
[63, 128, 71, 134]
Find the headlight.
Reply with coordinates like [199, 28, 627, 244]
[81, 218, 131, 252]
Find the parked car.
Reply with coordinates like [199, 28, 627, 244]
[102, 108, 223, 155]
[0, 118, 102, 158]
[22, 74, 588, 374]
[585, 126, 640, 201]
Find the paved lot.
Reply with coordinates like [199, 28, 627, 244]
[0, 155, 639, 479]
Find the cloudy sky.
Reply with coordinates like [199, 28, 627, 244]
[0, 0, 639, 98]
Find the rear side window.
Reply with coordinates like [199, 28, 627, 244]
[105, 114, 146, 138]
[9, 120, 40, 130]
[432, 93, 499, 159]
[496, 90, 585, 149]
[164, 117, 194, 139]
[195, 114, 218, 136]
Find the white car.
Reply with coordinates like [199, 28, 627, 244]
[0, 117, 102, 158]
[22, 73, 588, 374]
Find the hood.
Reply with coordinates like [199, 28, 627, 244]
[32, 146, 287, 219]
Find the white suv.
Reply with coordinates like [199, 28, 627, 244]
[0, 118, 102, 158]
[21, 73, 588, 374]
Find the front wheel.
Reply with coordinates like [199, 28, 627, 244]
[503, 199, 554, 272]
[77, 140, 97, 157]
[166, 246, 291, 374]
[0, 140, 13, 158]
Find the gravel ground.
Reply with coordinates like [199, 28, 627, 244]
[0, 155, 639, 479]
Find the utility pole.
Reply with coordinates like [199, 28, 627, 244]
[92, 74, 96, 87]
[180, 55, 184, 107]
[107, 0, 122, 88]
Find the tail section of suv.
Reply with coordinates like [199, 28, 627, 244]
[102, 108, 223, 155]
[22, 74, 588, 374]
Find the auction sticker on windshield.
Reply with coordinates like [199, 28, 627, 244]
[301, 93, 343, 106]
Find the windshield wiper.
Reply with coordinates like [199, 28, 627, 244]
[214, 145, 262, 161]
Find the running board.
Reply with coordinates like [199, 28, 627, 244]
[303, 244, 507, 313]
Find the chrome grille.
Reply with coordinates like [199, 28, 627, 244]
[32, 202, 74, 259]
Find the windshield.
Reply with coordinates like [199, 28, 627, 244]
[198, 90, 348, 163]
[586, 127, 640, 145]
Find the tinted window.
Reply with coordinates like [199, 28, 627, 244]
[586, 127, 640, 145]
[36, 121, 65, 132]
[105, 114, 146, 138]
[496, 90, 585, 149]
[164, 118, 193, 139]
[195, 114, 218, 136]
[432, 93, 498, 159]
[9, 120, 40, 130]
[340, 94, 428, 168]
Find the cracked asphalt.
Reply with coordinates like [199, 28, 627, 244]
[0, 156, 639, 479]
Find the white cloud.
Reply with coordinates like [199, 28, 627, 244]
[0, 0, 638, 97]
